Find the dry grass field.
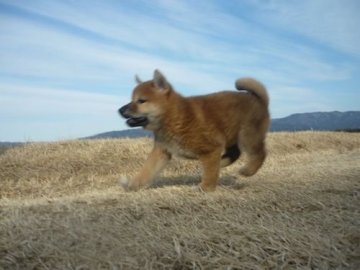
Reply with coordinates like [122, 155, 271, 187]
[1, 132, 359, 269]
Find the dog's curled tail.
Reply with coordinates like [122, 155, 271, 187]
[235, 78, 269, 106]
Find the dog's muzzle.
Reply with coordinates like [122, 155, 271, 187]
[118, 104, 149, 128]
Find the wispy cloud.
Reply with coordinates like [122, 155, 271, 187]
[247, 0, 360, 56]
[2, 0, 353, 82]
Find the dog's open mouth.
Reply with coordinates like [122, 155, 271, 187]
[118, 104, 149, 128]
[126, 117, 149, 127]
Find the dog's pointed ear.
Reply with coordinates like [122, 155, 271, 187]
[135, 75, 142, 85]
[153, 69, 169, 91]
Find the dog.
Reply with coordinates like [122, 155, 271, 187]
[119, 70, 270, 191]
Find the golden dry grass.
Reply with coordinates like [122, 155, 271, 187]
[0, 132, 359, 269]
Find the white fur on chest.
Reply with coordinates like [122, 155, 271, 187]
[161, 140, 197, 159]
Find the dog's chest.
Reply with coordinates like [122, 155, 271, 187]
[166, 141, 196, 159]
[156, 134, 197, 159]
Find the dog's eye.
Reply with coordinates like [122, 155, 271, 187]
[137, 99, 147, 104]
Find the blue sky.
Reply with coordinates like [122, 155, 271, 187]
[0, 0, 359, 141]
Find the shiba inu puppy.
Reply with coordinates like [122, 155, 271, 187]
[119, 70, 270, 191]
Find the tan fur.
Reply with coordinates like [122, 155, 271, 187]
[120, 70, 270, 191]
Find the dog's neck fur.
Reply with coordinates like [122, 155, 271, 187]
[153, 88, 193, 142]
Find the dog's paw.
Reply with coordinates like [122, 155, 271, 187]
[119, 175, 129, 190]
[119, 176, 143, 191]
[239, 166, 256, 177]
[191, 185, 204, 192]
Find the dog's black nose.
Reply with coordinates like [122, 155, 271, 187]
[119, 104, 130, 118]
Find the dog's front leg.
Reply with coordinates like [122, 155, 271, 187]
[124, 144, 171, 191]
[198, 149, 222, 191]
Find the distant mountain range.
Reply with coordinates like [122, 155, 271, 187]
[85, 111, 360, 139]
[1, 111, 359, 147]
[270, 111, 360, 131]
[83, 129, 152, 139]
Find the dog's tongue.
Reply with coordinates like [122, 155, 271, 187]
[127, 117, 149, 127]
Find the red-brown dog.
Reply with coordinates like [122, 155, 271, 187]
[119, 70, 270, 191]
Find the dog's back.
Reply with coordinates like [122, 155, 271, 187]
[185, 79, 269, 148]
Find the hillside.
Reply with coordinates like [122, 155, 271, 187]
[85, 111, 360, 139]
[1, 111, 358, 144]
[83, 128, 152, 139]
[0, 142, 24, 155]
[1, 132, 360, 269]
[271, 111, 360, 131]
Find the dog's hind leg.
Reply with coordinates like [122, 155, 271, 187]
[220, 144, 241, 167]
[238, 123, 268, 177]
[198, 148, 223, 191]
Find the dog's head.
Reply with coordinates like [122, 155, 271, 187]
[118, 69, 172, 130]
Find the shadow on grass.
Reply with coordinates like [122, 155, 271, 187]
[152, 175, 249, 190]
